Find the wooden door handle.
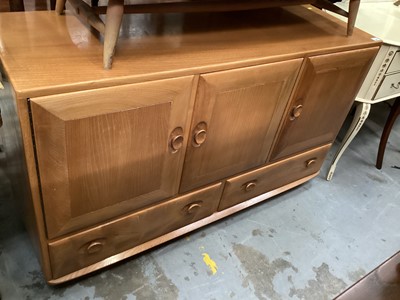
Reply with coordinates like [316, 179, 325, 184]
[193, 129, 207, 146]
[169, 127, 184, 153]
[171, 135, 184, 152]
[192, 122, 207, 147]
[290, 104, 303, 120]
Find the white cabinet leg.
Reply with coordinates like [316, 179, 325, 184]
[326, 102, 371, 181]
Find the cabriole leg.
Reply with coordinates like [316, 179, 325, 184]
[327, 102, 371, 180]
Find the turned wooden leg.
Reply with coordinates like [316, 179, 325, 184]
[327, 102, 371, 181]
[376, 98, 400, 169]
[103, 0, 124, 69]
[55, 0, 66, 14]
[347, 0, 360, 36]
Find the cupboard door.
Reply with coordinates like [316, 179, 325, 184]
[180, 59, 303, 192]
[270, 47, 379, 161]
[30, 76, 196, 238]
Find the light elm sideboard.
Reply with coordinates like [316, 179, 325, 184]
[0, 6, 379, 283]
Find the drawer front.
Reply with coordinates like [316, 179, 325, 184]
[375, 72, 400, 99]
[49, 183, 223, 279]
[218, 145, 330, 211]
[387, 51, 400, 74]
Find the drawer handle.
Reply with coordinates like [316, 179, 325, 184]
[169, 127, 184, 153]
[186, 202, 202, 214]
[87, 241, 104, 254]
[193, 122, 208, 147]
[391, 82, 400, 90]
[0, 108, 3, 128]
[290, 104, 303, 120]
[243, 181, 257, 192]
[306, 158, 317, 168]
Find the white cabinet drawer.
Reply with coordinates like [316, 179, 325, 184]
[375, 72, 400, 99]
[387, 51, 400, 73]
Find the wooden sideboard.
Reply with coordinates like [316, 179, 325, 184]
[0, 6, 379, 284]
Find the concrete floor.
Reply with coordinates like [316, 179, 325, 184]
[0, 101, 399, 299]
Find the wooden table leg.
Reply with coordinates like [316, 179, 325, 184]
[327, 102, 371, 181]
[347, 0, 360, 36]
[103, 0, 124, 69]
[376, 98, 400, 169]
[55, 0, 66, 14]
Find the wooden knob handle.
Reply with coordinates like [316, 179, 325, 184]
[186, 202, 202, 214]
[169, 127, 184, 153]
[306, 159, 317, 168]
[243, 181, 257, 192]
[87, 241, 104, 254]
[170, 135, 184, 152]
[193, 129, 207, 147]
[192, 122, 208, 147]
[290, 104, 303, 120]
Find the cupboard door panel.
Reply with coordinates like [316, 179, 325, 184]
[180, 59, 303, 192]
[270, 47, 379, 161]
[31, 76, 196, 238]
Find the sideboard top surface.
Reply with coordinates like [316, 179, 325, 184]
[0, 5, 379, 98]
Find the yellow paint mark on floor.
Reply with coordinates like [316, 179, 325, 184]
[202, 253, 218, 275]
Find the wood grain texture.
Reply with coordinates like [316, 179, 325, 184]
[0, 6, 379, 98]
[180, 59, 302, 192]
[218, 144, 330, 210]
[0, 5, 382, 284]
[270, 47, 379, 161]
[31, 76, 197, 238]
[48, 172, 318, 284]
[48, 182, 223, 279]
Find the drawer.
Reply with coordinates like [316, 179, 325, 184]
[49, 183, 223, 279]
[387, 51, 400, 74]
[375, 72, 400, 99]
[218, 145, 330, 211]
